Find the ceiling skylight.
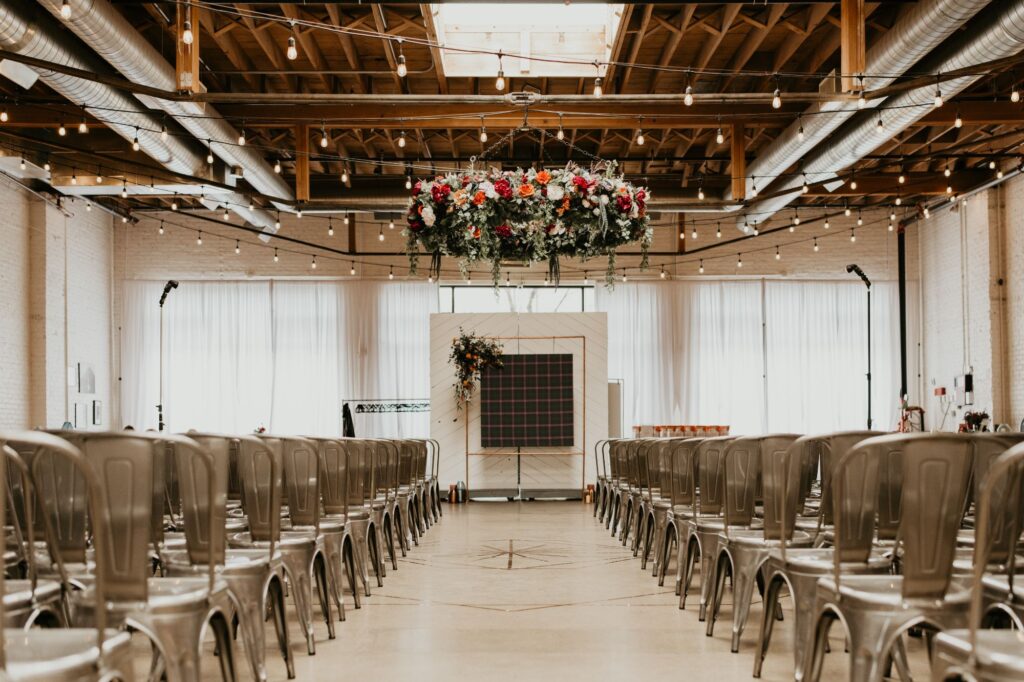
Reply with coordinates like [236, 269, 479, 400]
[429, 3, 624, 80]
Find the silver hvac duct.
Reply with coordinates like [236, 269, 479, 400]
[38, 0, 294, 229]
[733, 0, 992, 206]
[741, 0, 1024, 230]
[0, 0, 277, 229]
[0, 0, 199, 173]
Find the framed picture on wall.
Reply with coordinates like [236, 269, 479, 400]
[73, 402, 86, 429]
[77, 363, 96, 394]
[92, 400, 103, 426]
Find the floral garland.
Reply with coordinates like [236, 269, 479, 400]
[450, 329, 504, 406]
[404, 162, 652, 285]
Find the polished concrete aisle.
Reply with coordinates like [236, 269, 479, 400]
[261, 501, 890, 682]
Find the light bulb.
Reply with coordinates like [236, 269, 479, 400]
[556, 127, 565, 141]
[716, 224, 722, 239]
[802, 176, 809, 194]
[158, 221, 163, 235]
[182, 20, 193, 45]
[171, 196, 178, 211]
[947, 184, 953, 194]
[698, 260, 704, 274]
[389, 268, 394, 280]
[132, 133, 140, 151]
[350, 263, 356, 276]
[924, 207, 931, 219]
[398, 131, 406, 148]
[989, 160, 997, 170]
[43, 161, 50, 172]
[876, 115, 884, 134]
[338, 169, 347, 184]
[813, 238, 819, 252]
[224, 207, 231, 221]
[850, 230, 856, 243]
[772, 88, 782, 109]
[495, 70, 505, 92]
[237, 129, 246, 146]
[775, 247, 781, 260]
[234, 240, 240, 254]
[480, 128, 488, 143]
[343, 215, 349, 226]
[954, 111, 963, 128]
[737, 255, 743, 268]
[396, 53, 408, 78]
[697, 187, 705, 201]
[593, 78, 603, 97]
[120, 183, 127, 198]
[0, 110, 7, 123]
[71, 172, 77, 185]
[890, 208, 897, 221]
[321, 129, 329, 148]
[751, 180, 759, 197]
[844, 206, 852, 217]
[275, 214, 281, 230]
[691, 227, 697, 239]
[621, 270, 627, 282]
[197, 232, 203, 246]
[898, 172, 906, 184]
[247, 199, 254, 211]
[58, 123, 66, 136]
[428, 275, 434, 283]
[997, 169, 1004, 179]
[944, 166, 951, 178]
[793, 213, 800, 226]
[328, 219, 334, 237]
[161, 124, 168, 141]
[583, 272, 589, 285]
[286, 37, 298, 61]
[850, 178, 858, 190]
[934, 86, 943, 108]
[1012, 87, 1021, 103]
[684, 85, 693, 107]
[60, 0, 71, 19]
[660, 268, 666, 279]
[636, 130, 645, 146]
[389, 219, 395, 229]
[824, 218, 830, 230]
[311, 256, 317, 270]
[378, 228, 385, 242]
[121, 215, 128, 223]
[273, 159, 281, 174]
[19, 158, 25, 170]
[857, 213, 863, 226]
[206, 148, 214, 165]
[78, 119, 88, 134]
[896, 196, 902, 206]
[297, 207, 303, 218]
[798, 124, 805, 142]
[274, 249, 279, 263]
[405, 176, 412, 190]
[716, 128, 724, 145]
[888, 221, 895, 232]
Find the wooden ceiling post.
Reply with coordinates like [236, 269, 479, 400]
[295, 125, 310, 202]
[841, 0, 866, 93]
[175, 3, 202, 93]
[731, 123, 746, 200]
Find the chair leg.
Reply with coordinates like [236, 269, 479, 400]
[679, 536, 700, 609]
[395, 508, 410, 556]
[707, 551, 731, 637]
[210, 612, 238, 682]
[369, 523, 385, 587]
[343, 537, 362, 610]
[384, 514, 399, 570]
[408, 500, 420, 546]
[267, 574, 295, 680]
[804, 610, 836, 682]
[312, 554, 335, 640]
[278, 552, 317, 655]
[657, 524, 675, 587]
[753, 573, 785, 678]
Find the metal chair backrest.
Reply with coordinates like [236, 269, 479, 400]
[177, 433, 234, 569]
[775, 436, 819, 548]
[313, 437, 349, 517]
[1, 431, 122, 661]
[696, 436, 734, 516]
[342, 439, 367, 509]
[748, 434, 801, 538]
[607, 440, 623, 482]
[281, 437, 322, 530]
[968, 434, 1024, 565]
[819, 430, 882, 526]
[968, 441, 1024, 656]
[831, 433, 900, 566]
[236, 434, 281, 551]
[625, 439, 644, 488]
[669, 438, 701, 507]
[397, 440, 415, 487]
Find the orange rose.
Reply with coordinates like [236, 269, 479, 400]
[535, 170, 551, 185]
[453, 189, 469, 206]
[472, 190, 486, 205]
[518, 183, 535, 198]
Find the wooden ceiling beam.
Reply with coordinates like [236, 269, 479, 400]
[840, 0, 866, 92]
[692, 4, 741, 82]
[279, 5, 333, 92]
[371, 5, 408, 94]
[773, 3, 831, 72]
[198, 8, 260, 91]
[648, 5, 697, 92]
[619, 5, 654, 93]
[418, 4, 449, 94]
[324, 5, 369, 94]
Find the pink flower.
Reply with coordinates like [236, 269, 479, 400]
[615, 195, 633, 213]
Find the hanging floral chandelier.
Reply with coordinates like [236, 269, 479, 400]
[403, 160, 652, 285]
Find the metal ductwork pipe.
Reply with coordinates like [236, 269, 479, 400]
[734, 0, 991, 205]
[38, 0, 293, 231]
[740, 0, 1024, 230]
[0, 0, 199, 173]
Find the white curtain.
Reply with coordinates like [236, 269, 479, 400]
[597, 279, 917, 435]
[121, 280, 437, 436]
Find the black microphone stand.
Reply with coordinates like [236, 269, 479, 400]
[847, 265, 872, 429]
[157, 280, 178, 431]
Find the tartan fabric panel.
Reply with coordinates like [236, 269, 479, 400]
[480, 354, 574, 448]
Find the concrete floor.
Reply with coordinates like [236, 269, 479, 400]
[162, 501, 933, 681]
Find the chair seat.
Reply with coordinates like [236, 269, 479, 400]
[4, 628, 132, 680]
[769, 546, 892, 574]
[724, 529, 814, 548]
[4, 579, 62, 608]
[934, 629, 1024, 676]
[76, 575, 229, 613]
[162, 547, 277, 572]
[817, 574, 971, 608]
[671, 505, 694, 518]
[230, 531, 317, 550]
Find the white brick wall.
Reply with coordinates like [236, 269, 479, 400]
[0, 179, 114, 430]
[999, 175, 1024, 429]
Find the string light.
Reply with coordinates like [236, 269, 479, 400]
[479, 118, 488, 143]
[286, 37, 298, 61]
[775, 245, 781, 261]
[1012, 85, 1021, 103]
[888, 219, 895, 232]
[206, 141, 214, 165]
[0, 110, 8, 123]
[716, 223, 722, 239]
[311, 255, 317, 270]
[120, 180, 127, 198]
[60, 0, 71, 19]
[58, 122, 66, 136]
[857, 75, 866, 108]
[171, 194, 178, 211]
[857, 210, 863, 226]
[19, 157, 25, 171]
[223, 206, 230, 220]
[343, 215, 349, 226]
[396, 41, 408, 78]
[944, 164, 951, 178]
[698, 260, 704, 274]
[659, 267, 667, 279]
[428, 275, 434, 284]
[813, 237, 819, 252]
[750, 177, 758, 197]
[997, 168, 1005, 179]
[691, 223, 697, 240]
[273, 159, 281, 174]
[924, 206, 931, 219]
[792, 210, 801, 226]
[237, 127, 246, 146]
[182, 19, 193, 45]
[715, 127, 724, 145]
[495, 54, 506, 91]
[274, 248, 279, 263]
[341, 169, 349, 184]
[275, 212, 281, 230]
[621, 269, 627, 282]
[898, 168, 906, 184]
[896, 195, 902, 206]
[850, 229, 856, 243]
[635, 129, 645, 146]
[844, 204, 852, 217]
[350, 262, 356, 276]
[593, 77, 603, 98]
[890, 206, 897, 222]
[320, 123, 329, 148]
[389, 267, 395, 280]
[582, 271, 589, 285]
[296, 206, 303, 218]
[737, 253, 743, 268]
[850, 173, 858, 191]
[197, 231, 203, 246]
[954, 110, 963, 128]
[405, 175, 412, 190]
[946, 183, 953, 194]
[328, 218, 334, 237]
[697, 184, 705, 201]
[247, 198, 254, 211]
[43, 161, 50, 172]
[69, 168, 76, 185]
[234, 240, 240, 254]
[556, 114, 565, 141]
[132, 128, 140, 151]
[989, 160, 997, 170]
[797, 116, 805, 142]
[378, 226, 385, 241]
[876, 112, 884, 134]
[398, 131, 406, 148]
[78, 117, 88, 134]
[389, 219, 395, 229]
[823, 217, 830, 229]
[85, 202, 91, 212]
[802, 173, 810, 194]
[121, 215, 128, 224]
[684, 84, 694, 107]
[160, 123, 168, 141]
[933, 82, 943, 108]
[771, 88, 782, 109]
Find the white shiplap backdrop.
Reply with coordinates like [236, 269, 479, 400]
[430, 312, 608, 495]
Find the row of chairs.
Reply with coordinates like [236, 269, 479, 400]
[592, 431, 1024, 682]
[0, 430, 442, 681]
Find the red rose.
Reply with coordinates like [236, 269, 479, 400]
[493, 178, 513, 200]
[615, 195, 632, 213]
[635, 189, 647, 208]
[572, 175, 592, 193]
[495, 224, 512, 238]
[412, 180, 423, 195]
[431, 183, 452, 204]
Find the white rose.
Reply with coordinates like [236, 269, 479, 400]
[480, 181, 496, 199]
[421, 204, 436, 227]
[547, 185, 565, 201]
[600, 195, 610, 205]
[582, 199, 591, 208]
